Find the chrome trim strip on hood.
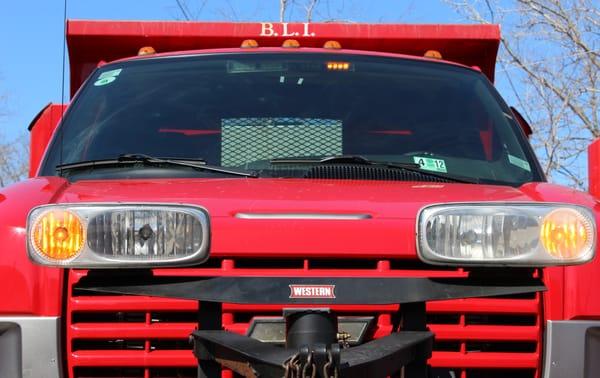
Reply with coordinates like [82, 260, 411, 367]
[235, 212, 372, 220]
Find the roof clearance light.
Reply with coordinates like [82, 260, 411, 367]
[241, 39, 259, 48]
[138, 46, 156, 56]
[326, 61, 351, 71]
[323, 40, 342, 49]
[424, 50, 443, 59]
[418, 203, 595, 266]
[31, 209, 85, 263]
[282, 39, 301, 48]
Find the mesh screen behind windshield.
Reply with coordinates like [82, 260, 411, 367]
[221, 117, 342, 166]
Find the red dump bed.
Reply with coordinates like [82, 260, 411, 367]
[66, 20, 500, 96]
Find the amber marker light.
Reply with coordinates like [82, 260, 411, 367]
[323, 40, 342, 49]
[540, 208, 593, 259]
[424, 50, 443, 59]
[31, 209, 85, 262]
[326, 61, 351, 71]
[282, 39, 300, 48]
[241, 39, 259, 48]
[138, 46, 156, 56]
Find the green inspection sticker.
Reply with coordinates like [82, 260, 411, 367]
[413, 156, 447, 173]
[508, 154, 531, 172]
[94, 69, 122, 86]
[93, 77, 116, 86]
[98, 69, 122, 79]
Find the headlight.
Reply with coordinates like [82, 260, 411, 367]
[417, 203, 596, 266]
[27, 204, 210, 268]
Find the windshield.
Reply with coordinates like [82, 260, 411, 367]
[41, 52, 542, 185]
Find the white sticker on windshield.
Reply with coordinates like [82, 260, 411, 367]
[98, 69, 122, 79]
[508, 154, 531, 172]
[94, 69, 122, 86]
[413, 156, 447, 173]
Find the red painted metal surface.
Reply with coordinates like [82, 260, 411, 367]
[1, 173, 598, 377]
[48, 177, 597, 377]
[6, 16, 600, 378]
[28, 103, 66, 177]
[589, 139, 600, 198]
[554, 140, 600, 320]
[66, 20, 500, 96]
[53, 179, 599, 259]
[0, 177, 69, 315]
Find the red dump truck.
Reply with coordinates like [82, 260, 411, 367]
[2, 20, 600, 378]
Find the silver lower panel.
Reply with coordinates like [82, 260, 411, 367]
[0, 316, 61, 378]
[544, 320, 600, 378]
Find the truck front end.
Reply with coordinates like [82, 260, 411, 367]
[2, 21, 600, 378]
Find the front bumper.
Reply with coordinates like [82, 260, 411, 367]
[7, 316, 599, 378]
[0, 316, 62, 378]
[544, 320, 600, 378]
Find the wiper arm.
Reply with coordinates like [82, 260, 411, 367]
[57, 153, 258, 178]
[270, 154, 478, 184]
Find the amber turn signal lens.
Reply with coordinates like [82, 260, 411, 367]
[540, 208, 592, 259]
[31, 210, 85, 261]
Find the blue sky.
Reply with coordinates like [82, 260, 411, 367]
[0, 0, 501, 141]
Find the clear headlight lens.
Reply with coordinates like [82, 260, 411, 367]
[27, 204, 210, 268]
[87, 209, 204, 259]
[417, 203, 596, 266]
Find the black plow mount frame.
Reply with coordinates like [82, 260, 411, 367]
[78, 272, 546, 378]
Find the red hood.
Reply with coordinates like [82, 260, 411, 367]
[38, 177, 595, 259]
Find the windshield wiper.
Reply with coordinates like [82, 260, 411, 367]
[270, 155, 478, 184]
[57, 153, 259, 178]
[271, 155, 421, 168]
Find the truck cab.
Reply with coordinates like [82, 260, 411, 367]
[2, 20, 600, 378]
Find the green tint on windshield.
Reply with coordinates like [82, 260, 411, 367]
[42, 53, 543, 185]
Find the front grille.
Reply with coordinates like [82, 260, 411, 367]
[66, 259, 542, 378]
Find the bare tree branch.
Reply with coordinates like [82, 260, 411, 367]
[445, 0, 599, 189]
[0, 77, 29, 187]
[0, 132, 29, 187]
[305, 0, 319, 22]
[173, 0, 209, 20]
[280, 0, 289, 22]
[175, 0, 192, 20]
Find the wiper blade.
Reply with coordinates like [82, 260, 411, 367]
[270, 155, 478, 184]
[271, 155, 420, 168]
[57, 153, 258, 178]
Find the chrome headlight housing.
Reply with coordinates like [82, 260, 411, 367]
[417, 203, 596, 266]
[27, 204, 210, 268]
